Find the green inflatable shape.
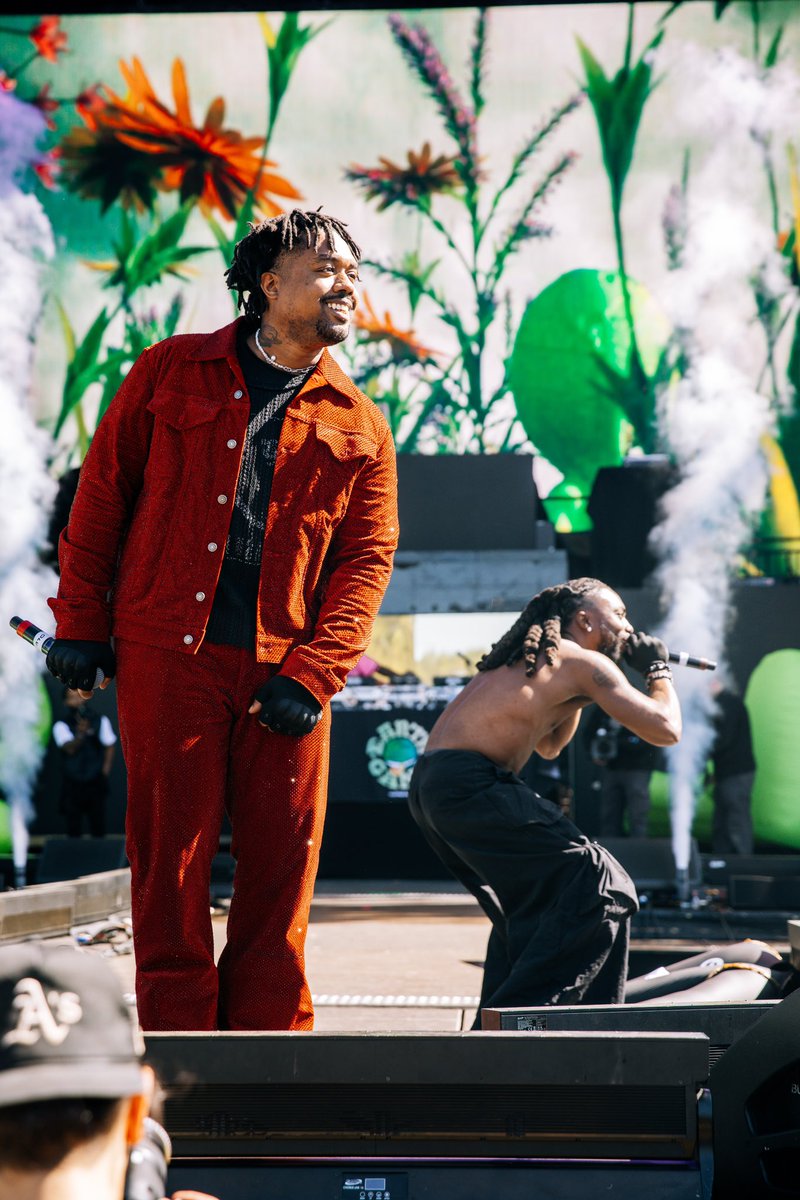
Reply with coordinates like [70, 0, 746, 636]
[0, 678, 53, 856]
[509, 268, 670, 497]
[0, 801, 10, 856]
[647, 769, 714, 845]
[35, 676, 53, 748]
[746, 649, 800, 848]
[631, 648, 800, 853]
[539, 480, 591, 535]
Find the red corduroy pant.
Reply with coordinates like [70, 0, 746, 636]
[115, 638, 330, 1032]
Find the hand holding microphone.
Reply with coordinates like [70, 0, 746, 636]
[624, 629, 717, 678]
[623, 632, 669, 677]
[10, 617, 115, 694]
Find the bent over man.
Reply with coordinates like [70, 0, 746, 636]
[407, 578, 681, 1026]
[45, 209, 398, 1032]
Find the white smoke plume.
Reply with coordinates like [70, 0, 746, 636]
[649, 41, 793, 875]
[652, 358, 771, 872]
[0, 91, 58, 880]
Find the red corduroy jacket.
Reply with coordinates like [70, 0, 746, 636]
[48, 318, 399, 705]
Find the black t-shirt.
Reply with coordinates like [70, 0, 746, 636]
[711, 690, 756, 779]
[60, 707, 105, 783]
[204, 325, 312, 648]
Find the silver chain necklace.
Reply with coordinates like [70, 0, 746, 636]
[254, 327, 304, 374]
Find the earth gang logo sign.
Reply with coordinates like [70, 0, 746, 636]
[366, 719, 429, 794]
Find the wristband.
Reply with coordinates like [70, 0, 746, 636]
[646, 666, 673, 684]
[645, 659, 669, 674]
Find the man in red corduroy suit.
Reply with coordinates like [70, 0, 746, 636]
[45, 210, 398, 1032]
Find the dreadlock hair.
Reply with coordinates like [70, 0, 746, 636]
[476, 578, 607, 677]
[224, 208, 362, 328]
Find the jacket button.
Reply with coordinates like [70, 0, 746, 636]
[195, 592, 205, 602]
[227, 439, 237, 449]
[233, 389, 243, 399]
[217, 494, 227, 504]
[208, 542, 218, 552]
[183, 634, 194, 645]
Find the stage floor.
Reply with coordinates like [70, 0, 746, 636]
[54, 879, 794, 1032]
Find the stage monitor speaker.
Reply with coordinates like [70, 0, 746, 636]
[35, 835, 127, 884]
[587, 459, 677, 587]
[480, 1000, 777, 1069]
[145, 1030, 708, 1163]
[599, 836, 701, 892]
[396, 453, 541, 551]
[165, 1158, 707, 1200]
[702, 852, 800, 897]
[709, 985, 800, 1197]
[729, 874, 800, 911]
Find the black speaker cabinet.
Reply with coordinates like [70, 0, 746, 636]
[588, 459, 677, 586]
[599, 836, 702, 892]
[702, 854, 800, 911]
[709, 986, 800, 1197]
[396, 454, 540, 551]
[145, 1030, 709, 1163]
[729, 874, 800, 911]
[165, 1157, 708, 1199]
[481, 1000, 777, 1070]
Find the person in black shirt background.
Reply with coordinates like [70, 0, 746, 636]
[707, 679, 756, 855]
[584, 703, 664, 837]
[52, 688, 117, 838]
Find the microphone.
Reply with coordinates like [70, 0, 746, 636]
[9, 616, 105, 689]
[667, 650, 717, 671]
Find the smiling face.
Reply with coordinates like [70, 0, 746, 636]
[258, 230, 360, 357]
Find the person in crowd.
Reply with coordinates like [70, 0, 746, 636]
[43, 208, 398, 1032]
[707, 678, 756, 855]
[0, 941, 218, 1200]
[407, 578, 681, 1026]
[52, 687, 117, 838]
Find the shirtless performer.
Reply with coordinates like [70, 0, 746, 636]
[407, 578, 681, 1026]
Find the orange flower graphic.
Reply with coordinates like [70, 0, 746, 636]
[354, 291, 438, 364]
[59, 56, 301, 219]
[346, 142, 462, 211]
[30, 16, 68, 64]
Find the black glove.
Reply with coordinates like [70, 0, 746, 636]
[45, 639, 116, 692]
[623, 632, 668, 676]
[253, 676, 322, 736]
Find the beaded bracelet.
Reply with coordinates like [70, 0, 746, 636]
[646, 666, 673, 684]
[646, 659, 668, 674]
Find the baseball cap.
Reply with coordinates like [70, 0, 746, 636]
[0, 942, 145, 1107]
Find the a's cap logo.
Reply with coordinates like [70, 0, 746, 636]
[2, 978, 83, 1047]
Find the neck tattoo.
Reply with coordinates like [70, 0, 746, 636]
[254, 327, 305, 374]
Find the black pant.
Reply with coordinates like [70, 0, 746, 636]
[60, 776, 107, 838]
[408, 750, 639, 1027]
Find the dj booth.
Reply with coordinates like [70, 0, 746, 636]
[328, 680, 465, 805]
[321, 677, 561, 880]
[322, 681, 464, 879]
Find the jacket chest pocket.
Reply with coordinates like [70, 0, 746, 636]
[302, 421, 378, 521]
[145, 390, 223, 484]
